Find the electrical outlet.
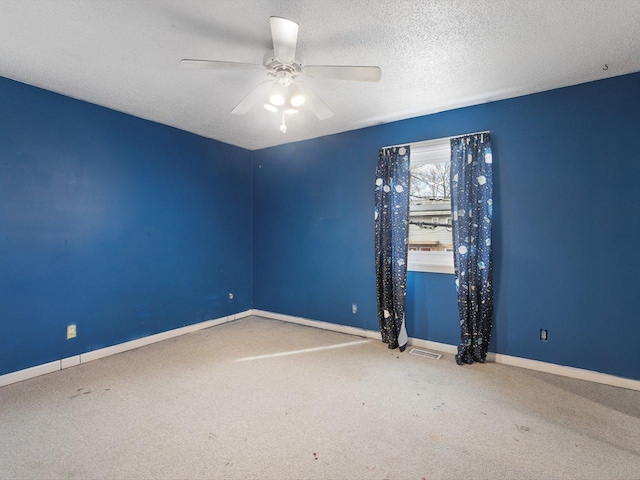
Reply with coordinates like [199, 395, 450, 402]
[66, 324, 77, 340]
[352, 303, 358, 314]
[228, 293, 234, 301]
[540, 329, 548, 342]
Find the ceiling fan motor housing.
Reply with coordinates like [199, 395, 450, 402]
[264, 51, 302, 85]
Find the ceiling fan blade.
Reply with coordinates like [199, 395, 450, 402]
[296, 82, 334, 120]
[302, 65, 382, 82]
[180, 59, 264, 71]
[231, 80, 273, 115]
[270, 16, 298, 65]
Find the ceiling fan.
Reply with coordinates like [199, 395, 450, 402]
[180, 16, 382, 132]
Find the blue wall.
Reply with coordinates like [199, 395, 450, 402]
[3, 71, 639, 382]
[253, 72, 640, 381]
[0, 77, 252, 376]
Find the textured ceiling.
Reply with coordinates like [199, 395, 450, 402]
[1, 0, 639, 150]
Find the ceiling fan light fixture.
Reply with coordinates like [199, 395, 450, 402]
[269, 82, 287, 106]
[182, 15, 378, 127]
[290, 93, 305, 107]
[269, 94, 285, 106]
[288, 84, 305, 107]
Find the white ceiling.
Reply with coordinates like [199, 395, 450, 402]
[1, 0, 639, 151]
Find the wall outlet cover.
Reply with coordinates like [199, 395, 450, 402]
[67, 324, 77, 340]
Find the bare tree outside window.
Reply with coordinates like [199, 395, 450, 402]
[409, 161, 452, 252]
[410, 162, 451, 205]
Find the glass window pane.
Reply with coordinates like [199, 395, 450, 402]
[409, 161, 452, 252]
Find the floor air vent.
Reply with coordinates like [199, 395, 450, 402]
[409, 348, 442, 360]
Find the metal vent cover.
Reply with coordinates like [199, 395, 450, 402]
[408, 347, 442, 360]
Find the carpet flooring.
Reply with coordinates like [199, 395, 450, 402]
[1, 316, 639, 479]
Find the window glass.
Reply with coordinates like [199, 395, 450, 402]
[408, 140, 453, 254]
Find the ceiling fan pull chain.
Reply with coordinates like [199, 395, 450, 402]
[280, 113, 287, 133]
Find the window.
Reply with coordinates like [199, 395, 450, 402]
[407, 138, 454, 274]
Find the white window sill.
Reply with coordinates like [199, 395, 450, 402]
[407, 252, 455, 274]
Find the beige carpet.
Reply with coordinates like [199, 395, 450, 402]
[1, 316, 639, 479]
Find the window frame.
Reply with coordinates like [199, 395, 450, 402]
[407, 137, 455, 275]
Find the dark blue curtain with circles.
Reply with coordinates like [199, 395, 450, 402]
[450, 133, 494, 364]
[374, 146, 410, 351]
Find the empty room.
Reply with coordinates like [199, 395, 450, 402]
[1, 1, 639, 479]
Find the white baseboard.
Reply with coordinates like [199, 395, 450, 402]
[406, 337, 458, 354]
[4, 309, 639, 392]
[60, 355, 81, 369]
[79, 314, 234, 364]
[0, 361, 60, 388]
[250, 309, 380, 340]
[0, 311, 250, 388]
[252, 309, 640, 392]
[485, 352, 640, 391]
[235, 310, 253, 320]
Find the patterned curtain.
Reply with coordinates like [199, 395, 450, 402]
[450, 133, 493, 364]
[375, 146, 410, 351]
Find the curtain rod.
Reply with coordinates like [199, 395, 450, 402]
[381, 130, 490, 150]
